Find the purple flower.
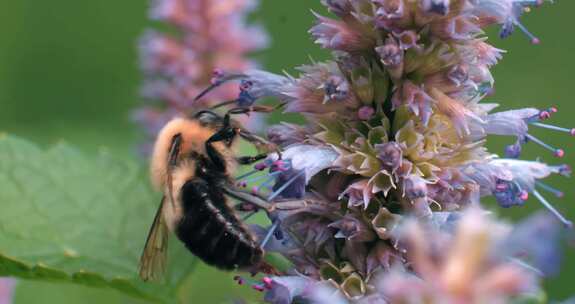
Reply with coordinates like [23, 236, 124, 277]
[403, 174, 428, 200]
[269, 145, 339, 184]
[375, 36, 404, 80]
[0, 279, 15, 304]
[472, 0, 546, 44]
[504, 212, 563, 276]
[493, 178, 529, 208]
[374, 0, 407, 30]
[393, 30, 420, 51]
[378, 208, 540, 303]
[375, 36, 402, 67]
[322, 75, 351, 103]
[357, 106, 374, 120]
[263, 276, 312, 304]
[310, 13, 376, 53]
[340, 179, 374, 209]
[463, 159, 572, 227]
[329, 215, 376, 242]
[374, 0, 404, 19]
[284, 61, 360, 115]
[392, 81, 434, 125]
[323, 0, 354, 16]
[195, 69, 293, 108]
[266, 123, 308, 147]
[483, 106, 573, 158]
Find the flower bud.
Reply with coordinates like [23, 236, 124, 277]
[403, 175, 428, 200]
[323, 0, 353, 16]
[375, 142, 403, 172]
[329, 215, 376, 242]
[420, 0, 450, 16]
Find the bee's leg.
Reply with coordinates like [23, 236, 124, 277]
[244, 260, 280, 276]
[254, 262, 281, 276]
[269, 199, 310, 212]
[236, 153, 267, 165]
[223, 185, 272, 211]
[205, 118, 237, 172]
[203, 107, 279, 170]
[209, 107, 280, 157]
[227, 106, 274, 116]
[238, 130, 281, 159]
[205, 125, 236, 146]
[227, 187, 313, 216]
[204, 106, 270, 149]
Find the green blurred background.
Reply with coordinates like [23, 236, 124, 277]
[0, 0, 573, 302]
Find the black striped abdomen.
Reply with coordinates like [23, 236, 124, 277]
[175, 179, 262, 270]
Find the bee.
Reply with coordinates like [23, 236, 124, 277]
[139, 108, 277, 281]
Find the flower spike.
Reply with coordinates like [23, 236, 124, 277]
[135, 0, 572, 302]
[532, 190, 573, 228]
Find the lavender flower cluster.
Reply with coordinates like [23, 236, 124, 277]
[134, 0, 268, 152]
[140, 0, 574, 303]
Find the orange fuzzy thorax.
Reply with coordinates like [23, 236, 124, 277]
[150, 118, 235, 190]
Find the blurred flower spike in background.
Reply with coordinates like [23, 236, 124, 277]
[134, 0, 268, 153]
[186, 0, 575, 302]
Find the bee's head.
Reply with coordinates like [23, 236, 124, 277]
[193, 110, 241, 147]
[194, 110, 225, 129]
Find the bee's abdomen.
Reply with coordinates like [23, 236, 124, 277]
[175, 179, 262, 270]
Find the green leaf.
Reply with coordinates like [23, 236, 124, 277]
[0, 135, 197, 303]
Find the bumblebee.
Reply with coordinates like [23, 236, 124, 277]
[139, 108, 276, 281]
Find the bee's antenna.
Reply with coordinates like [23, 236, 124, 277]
[194, 73, 246, 102]
[194, 83, 219, 102]
[210, 99, 238, 110]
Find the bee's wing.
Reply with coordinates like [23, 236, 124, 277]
[139, 196, 169, 282]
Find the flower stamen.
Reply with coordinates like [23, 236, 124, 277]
[234, 276, 269, 292]
[268, 170, 306, 201]
[524, 134, 564, 157]
[530, 122, 575, 136]
[260, 221, 280, 249]
[535, 181, 564, 198]
[514, 21, 540, 45]
[532, 189, 573, 228]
